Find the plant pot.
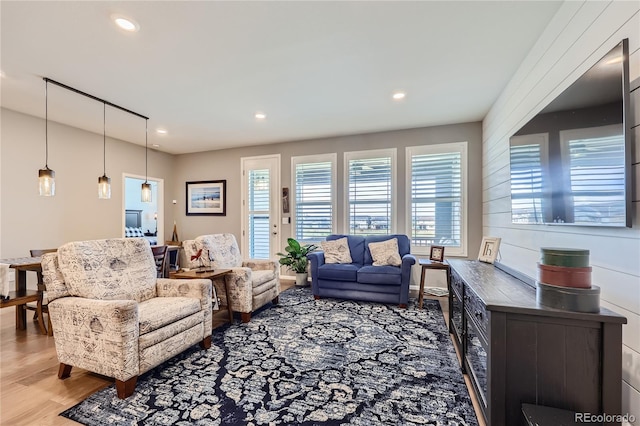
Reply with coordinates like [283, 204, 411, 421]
[295, 272, 309, 287]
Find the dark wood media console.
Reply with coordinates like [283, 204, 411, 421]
[447, 259, 626, 426]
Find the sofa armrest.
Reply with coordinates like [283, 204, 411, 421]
[48, 297, 139, 382]
[401, 253, 417, 269]
[307, 252, 325, 295]
[243, 259, 277, 273]
[157, 278, 213, 339]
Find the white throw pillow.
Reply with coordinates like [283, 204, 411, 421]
[369, 238, 402, 266]
[321, 237, 353, 264]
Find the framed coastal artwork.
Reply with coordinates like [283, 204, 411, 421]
[186, 180, 226, 216]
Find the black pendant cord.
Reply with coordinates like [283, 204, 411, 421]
[44, 80, 48, 168]
[103, 102, 106, 176]
[145, 119, 148, 182]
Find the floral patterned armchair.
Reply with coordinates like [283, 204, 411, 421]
[41, 238, 213, 399]
[182, 233, 280, 322]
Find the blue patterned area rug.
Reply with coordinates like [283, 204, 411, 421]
[61, 287, 478, 425]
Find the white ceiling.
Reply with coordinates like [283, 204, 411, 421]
[1, 1, 562, 155]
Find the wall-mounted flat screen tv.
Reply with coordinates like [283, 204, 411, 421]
[509, 39, 631, 228]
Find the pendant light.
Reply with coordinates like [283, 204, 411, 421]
[141, 118, 152, 202]
[98, 102, 111, 199]
[38, 80, 55, 196]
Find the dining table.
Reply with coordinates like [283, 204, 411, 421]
[0, 256, 44, 332]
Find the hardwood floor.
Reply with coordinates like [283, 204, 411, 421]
[0, 283, 484, 425]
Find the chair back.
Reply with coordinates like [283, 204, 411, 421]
[57, 238, 157, 302]
[151, 245, 169, 278]
[30, 248, 57, 290]
[194, 234, 243, 268]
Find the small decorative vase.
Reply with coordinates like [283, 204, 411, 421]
[295, 272, 309, 287]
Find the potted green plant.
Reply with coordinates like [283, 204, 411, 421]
[277, 238, 318, 287]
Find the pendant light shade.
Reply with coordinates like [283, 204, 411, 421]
[141, 118, 152, 202]
[98, 102, 111, 199]
[38, 167, 55, 196]
[141, 182, 152, 202]
[39, 80, 55, 196]
[98, 175, 111, 199]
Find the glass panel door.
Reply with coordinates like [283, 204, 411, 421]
[241, 155, 280, 259]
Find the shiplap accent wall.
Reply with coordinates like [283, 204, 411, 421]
[482, 1, 640, 421]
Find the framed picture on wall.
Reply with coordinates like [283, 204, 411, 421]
[186, 180, 226, 216]
[478, 236, 501, 264]
[429, 245, 445, 262]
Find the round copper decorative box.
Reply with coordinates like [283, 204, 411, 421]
[537, 263, 592, 288]
[540, 247, 590, 268]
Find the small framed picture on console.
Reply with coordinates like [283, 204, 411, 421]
[429, 245, 445, 262]
[478, 236, 501, 264]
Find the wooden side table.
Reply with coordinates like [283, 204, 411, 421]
[417, 258, 450, 309]
[172, 269, 233, 324]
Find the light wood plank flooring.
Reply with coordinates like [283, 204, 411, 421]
[0, 283, 484, 425]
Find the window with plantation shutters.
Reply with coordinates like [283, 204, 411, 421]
[292, 154, 336, 242]
[510, 134, 549, 224]
[407, 142, 467, 256]
[345, 149, 396, 235]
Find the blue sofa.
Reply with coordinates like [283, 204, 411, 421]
[308, 234, 416, 307]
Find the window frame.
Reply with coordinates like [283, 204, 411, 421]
[291, 153, 337, 243]
[343, 148, 397, 235]
[405, 142, 468, 257]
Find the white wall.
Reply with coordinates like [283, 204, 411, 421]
[0, 108, 176, 261]
[173, 122, 484, 258]
[483, 1, 640, 420]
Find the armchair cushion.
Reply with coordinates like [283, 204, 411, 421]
[57, 239, 157, 303]
[251, 269, 277, 287]
[138, 297, 201, 335]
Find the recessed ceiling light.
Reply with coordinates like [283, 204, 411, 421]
[152, 144, 160, 148]
[156, 129, 167, 135]
[392, 92, 406, 100]
[255, 112, 267, 120]
[111, 14, 139, 32]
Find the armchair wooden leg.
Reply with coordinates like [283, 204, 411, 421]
[241, 312, 251, 323]
[314, 295, 320, 300]
[399, 303, 408, 309]
[200, 335, 212, 349]
[58, 363, 72, 379]
[47, 314, 53, 336]
[35, 298, 47, 335]
[272, 296, 279, 305]
[116, 376, 137, 399]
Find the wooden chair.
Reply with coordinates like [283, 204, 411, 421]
[28, 248, 57, 335]
[151, 245, 169, 278]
